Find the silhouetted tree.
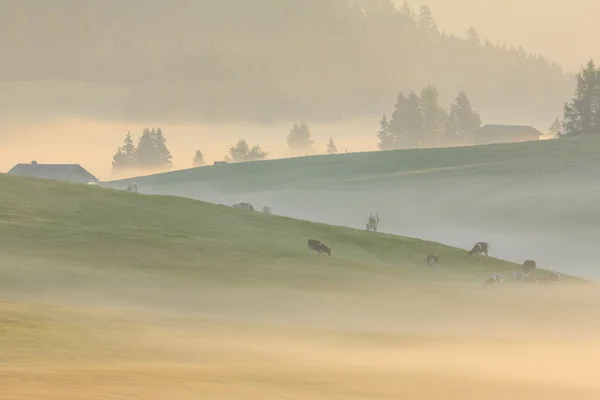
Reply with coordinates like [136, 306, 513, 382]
[193, 150, 205, 166]
[548, 117, 563, 137]
[112, 132, 138, 172]
[377, 114, 393, 150]
[287, 122, 314, 153]
[151, 128, 173, 169]
[446, 91, 482, 144]
[405, 91, 424, 147]
[133, 127, 173, 170]
[225, 139, 268, 162]
[326, 137, 338, 154]
[420, 85, 447, 146]
[417, 5, 436, 30]
[563, 59, 600, 136]
[466, 27, 480, 44]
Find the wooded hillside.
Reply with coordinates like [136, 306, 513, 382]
[0, 0, 573, 122]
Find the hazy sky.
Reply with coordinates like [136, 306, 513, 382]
[402, 0, 598, 72]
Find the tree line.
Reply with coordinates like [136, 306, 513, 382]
[112, 122, 342, 174]
[377, 87, 481, 149]
[560, 60, 600, 137]
[0, 0, 572, 122]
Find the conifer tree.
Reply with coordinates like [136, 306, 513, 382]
[326, 137, 338, 154]
[193, 150, 205, 166]
[287, 122, 314, 153]
[563, 59, 600, 136]
[446, 90, 482, 144]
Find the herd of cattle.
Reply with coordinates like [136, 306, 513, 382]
[229, 205, 566, 287]
[123, 186, 566, 287]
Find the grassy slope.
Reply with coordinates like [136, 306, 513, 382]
[102, 135, 600, 251]
[2, 174, 597, 400]
[0, 173, 573, 287]
[106, 135, 600, 192]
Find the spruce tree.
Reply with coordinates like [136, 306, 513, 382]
[404, 91, 423, 148]
[563, 59, 600, 136]
[548, 117, 562, 137]
[446, 90, 482, 144]
[387, 93, 409, 149]
[376, 114, 393, 150]
[111, 132, 138, 172]
[193, 150, 205, 166]
[326, 137, 338, 154]
[151, 127, 173, 169]
[135, 128, 161, 168]
[420, 85, 447, 146]
[287, 122, 314, 153]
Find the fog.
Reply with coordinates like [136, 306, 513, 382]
[3, 254, 600, 398]
[403, 0, 600, 72]
[125, 180, 599, 282]
[2, 1, 599, 398]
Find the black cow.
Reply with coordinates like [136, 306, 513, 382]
[424, 254, 440, 267]
[522, 260, 537, 278]
[308, 239, 331, 256]
[468, 242, 490, 259]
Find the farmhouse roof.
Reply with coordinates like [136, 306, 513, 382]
[471, 124, 542, 145]
[7, 161, 98, 183]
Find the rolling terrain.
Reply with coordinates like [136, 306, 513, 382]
[104, 135, 600, 280]
[1, 173, 599, 399]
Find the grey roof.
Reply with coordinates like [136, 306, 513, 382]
[7, 163, 98, 183]
[471, 124, 542, 144]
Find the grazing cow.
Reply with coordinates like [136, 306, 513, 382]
[484, 272, 503, 287]
[262, 206, 272, 215]
[522, 260, 537, 278]
[366, 214, 380, 232]
[233, 202, 255, 211]
[468, 242, 490, 259]
[424, 254, 440, 267]
[539, 272, 564, 284]
[126, 182, 139, 193]
[308, 239, 331, 256]
[511, 271, 525, 281]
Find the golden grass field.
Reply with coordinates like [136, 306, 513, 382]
[3, 282, 600, 400]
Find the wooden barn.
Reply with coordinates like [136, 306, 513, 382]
[470, 124, 542, 145]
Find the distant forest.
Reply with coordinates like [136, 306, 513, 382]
[0, 0, 574, 122]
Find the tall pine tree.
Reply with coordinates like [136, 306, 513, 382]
[446, 90, 482, 145]
[563, 59, 600, 136]
[112, 132, 138, 172]
[151, 128, 173, 169]
[420, 85, 447, 146]
[326, 137, 338, 154]
[287, 122, 314, 154]
[404, 91, 424, 148]
[193, 150, 205, 166]
[376, 114, 393, 150]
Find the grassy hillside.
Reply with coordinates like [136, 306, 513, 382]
[107, 135, 600, 197]
[102, 135, 600, 279]
[0, 173, 550, 289]
[3, 174, 599, 400]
